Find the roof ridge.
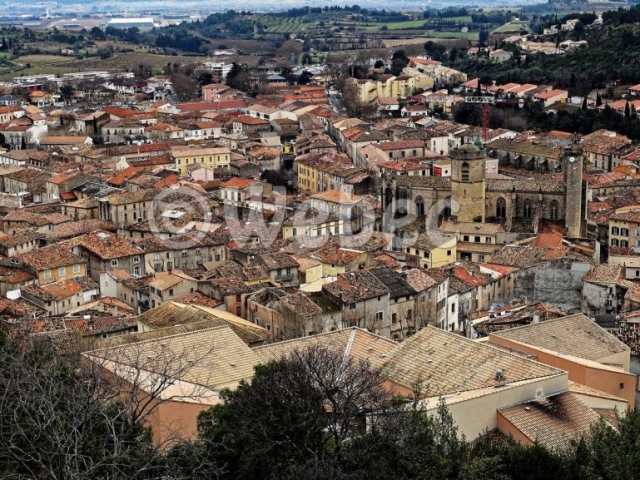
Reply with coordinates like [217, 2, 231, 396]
[252, 327, 369, 351]
[418, 326, 565, 374]
[492, 312, 587, 334]
[88, 324, 232, 354]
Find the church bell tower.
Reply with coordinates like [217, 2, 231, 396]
[450, 143, 486, 223]
[563, 143, 584, 239]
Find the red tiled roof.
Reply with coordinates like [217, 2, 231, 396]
[73, 230, 142, 260]
[16, 245, 85, 271]
[103, 106, 139, 118]
[534, 89, 568, 100]
[60, 192, 77, 201]
[221, 177, 256, 189]
[0, 106, 22, 114]
[41, 136, 89, 145]
[377, 139, 424, 151]
[453, 266, 488, 287]
[235, 115, 269, 125]
[139, 142, 170, 153]
[2, 125, 29, 132]
[107, 166, 143, 186]
[49, 219, 117, 240]
[481, 263, 517, 277]
[410, 57, 440, 66]
[128, 155, 173, 167]
[47, 171, 80, 185]
[154, 174, 179, 188]
[178, 99, 247, 112]
[534, 232, 564, 249]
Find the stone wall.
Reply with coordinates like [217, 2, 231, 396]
[513, 260, 591, 313]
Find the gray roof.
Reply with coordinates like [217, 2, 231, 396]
[370, 267, 417, 299]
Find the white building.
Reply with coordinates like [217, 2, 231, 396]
[106, 18, 155, 30]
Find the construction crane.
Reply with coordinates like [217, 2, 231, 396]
[464, 95, 523, 142]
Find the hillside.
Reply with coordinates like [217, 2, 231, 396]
[450, 24, 640, 95]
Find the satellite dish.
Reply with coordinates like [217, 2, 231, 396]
[569, 157, 576, 163]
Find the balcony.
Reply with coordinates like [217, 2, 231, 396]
[275, 273, 295, 283]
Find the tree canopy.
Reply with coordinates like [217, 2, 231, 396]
[2, 335, 640, 480]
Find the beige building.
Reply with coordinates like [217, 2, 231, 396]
[534, 89, 569, 107]
[282, 209, 345, 240]
[246, 288, 326, 341]
[82, 324, 261, 447]
[219, 177, 261, 209]
[440, 220, 504, 263]
[608, 207, 640, 249]
[405, 232, 457, 269]
[310, 189, 367, 235]
[83, 317, 627, 450]
[322, 270, 392, 337]
[257, 326, 616, 449]
[61, 197, 99, 221]
[135, 232, 228, 273]
[171, 145, 231, 176]
[149, 271, 198, 309]
[20, 277, 99, 316]
[98, 189, 160, 228]
[490, 314, 635, 408]
[0, 230, 44, 257]
[70, 230, 145, 282]
[350, 75, 418, 104]
[15, 244, 87, 284]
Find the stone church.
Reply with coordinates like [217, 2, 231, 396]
[382, 141, 585, 239]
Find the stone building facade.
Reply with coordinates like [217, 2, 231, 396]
[381, 142, 586, 239]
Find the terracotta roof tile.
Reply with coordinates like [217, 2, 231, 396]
[498, 392, 600, 450]
[583, 264, 623, 284]
[322, 270, 389, 303]
[74, 230, 142, 260]
[221, 177, 257, 189]
[254, 327, 397, 365]
[493, 313, 629, 360]
[375, 326, 561, 397]
[85, 324, 259, 391]
[107, 166, 143, 186]
[16, 245, 85, 271]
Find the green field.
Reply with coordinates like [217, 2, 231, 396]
[261, 16, 308, 33]
[371, 20, 429, 30]
[0, 52, 206, 81]
[423, 30, 478, 39]
[493, 21, 530, 34]
[425, 16, 473, 24]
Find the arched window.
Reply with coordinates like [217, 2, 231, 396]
[496, 197, 506, 219]
[415, 196, 425, 216]
[461, 162, 470, 182]
[549, 200, 559, 220]
[523, 199, 532, 219]
[443, 197, 451, 219]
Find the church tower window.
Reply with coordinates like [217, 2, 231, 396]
[496, 198, 506, 219]
[461, 162, 470, 182]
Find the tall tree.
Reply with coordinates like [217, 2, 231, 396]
[0, 332, 165, 479]
[390, 49, 409, 76]
[193, 346, 391, 480]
